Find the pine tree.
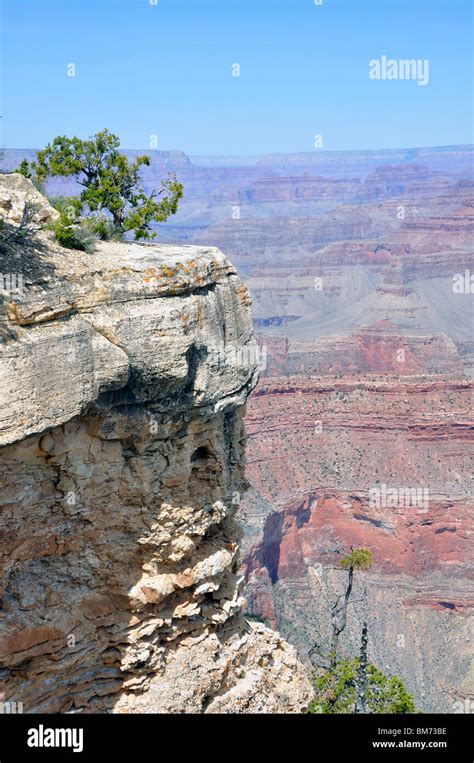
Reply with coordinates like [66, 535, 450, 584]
[17, 159, 32, 178]
[33, 129, 183, 240]
[309, 657, 417, 714]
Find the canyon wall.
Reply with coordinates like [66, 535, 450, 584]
[119, 144, 470, 715]
[0, 176, 312, 713]
[241, 377, 473, 713]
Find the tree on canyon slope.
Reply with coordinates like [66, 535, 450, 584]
[308, 547, 373, 672]
[32, 129, 183, 241]
[328, 547, 373, 667]
[308, 547, 416, 714]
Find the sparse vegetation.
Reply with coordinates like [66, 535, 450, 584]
[14, 160, 46, 193]
[88, 216, 123, 242]
[50, 198, 97, 253]
[0, 200, 44, 246]
[338, 548, 373, 571]
[309, 657, 416, 714]
[308, 547, 416, 713]
[16, 159, 32, 179]
[33, 128, 183, 242]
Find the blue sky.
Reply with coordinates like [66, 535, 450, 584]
[2, 0, 472, 154]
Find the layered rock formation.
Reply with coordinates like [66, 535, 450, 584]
[2, 140, 472, 715]
[230, 148, 474, 714]
[0, 176, 312, 713]
[241, 377, 474, 712]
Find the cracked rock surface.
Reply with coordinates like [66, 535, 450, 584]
[0, 176, 312, 713]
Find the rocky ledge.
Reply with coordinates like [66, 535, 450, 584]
[0, 175, 312, 713]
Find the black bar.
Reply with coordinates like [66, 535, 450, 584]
[0, 713, 471, 761]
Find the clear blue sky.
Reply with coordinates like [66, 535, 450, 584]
[1, 0, 472, 154]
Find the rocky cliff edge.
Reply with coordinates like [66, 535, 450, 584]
[0, 175, 312, 713]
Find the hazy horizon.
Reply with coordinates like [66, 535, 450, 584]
[2, 142, 473, 159]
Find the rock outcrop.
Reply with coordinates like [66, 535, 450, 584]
[0, 176, 312, 713]
[0, 173, 59, 225]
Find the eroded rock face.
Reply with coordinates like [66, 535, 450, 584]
[0, 182, 312, 713]
[0, 173, 59, 225]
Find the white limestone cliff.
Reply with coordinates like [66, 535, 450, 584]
[0, 175, 312, 713]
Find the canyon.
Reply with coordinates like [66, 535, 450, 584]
[241, 376, 473, 712]
[1, 142, 473, 714]
[108, 142, 472, 714]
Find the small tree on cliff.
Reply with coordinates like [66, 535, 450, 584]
[329, 548, 373, 666]
[16, 159, 32, 178]
[308, 547, 373, 669]
[33, 129, 183, 240]
[308, 547, 417, 714]
[309, 547, 416, 713]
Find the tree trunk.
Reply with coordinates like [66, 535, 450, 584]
[329, 564, 354, 667]
[112, 211, 124, 229]
[355, 621, 369, 713]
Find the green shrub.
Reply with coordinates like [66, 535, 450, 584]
[89, 216, 123, 241]
[14, 161, 46, 193]
[50, 199, 97, 253]
[53, 220, 97, 253]
[338, 548, 373, 571]
[16, 159, 32, 178]
[309, 658, 417, 714]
